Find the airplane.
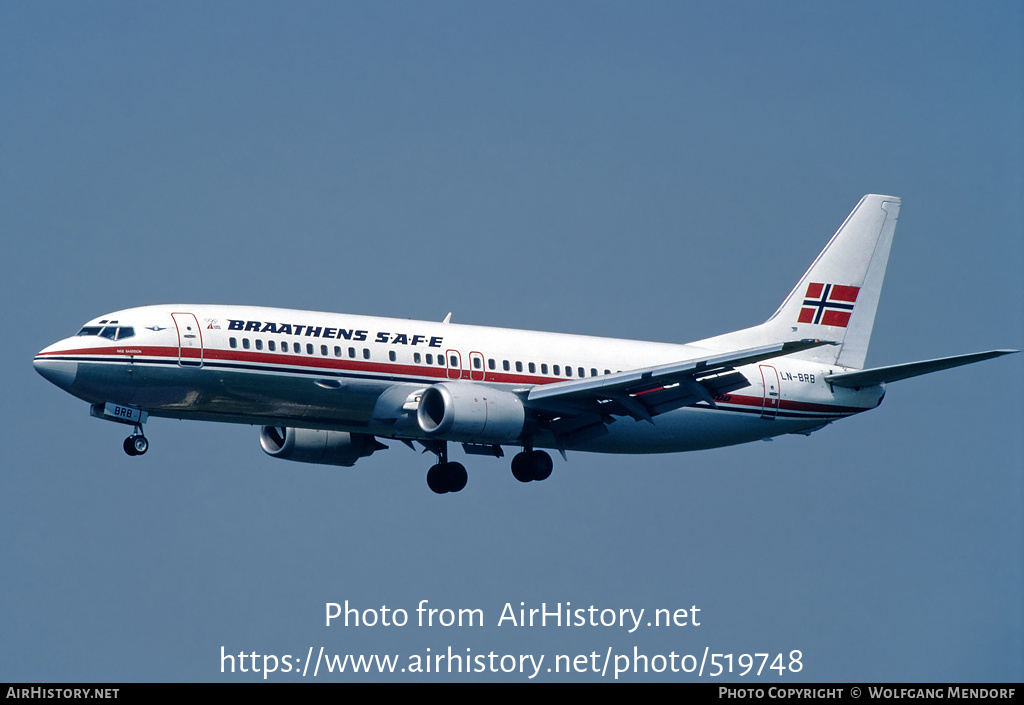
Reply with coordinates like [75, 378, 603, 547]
[33, 195, 1017, 493]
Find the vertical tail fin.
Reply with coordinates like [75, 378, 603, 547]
[765, 194, 900, 369]
[703, 195, 901, 369]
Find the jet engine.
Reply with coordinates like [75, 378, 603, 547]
[259, 426, 385, 467]
[416, 382, 525, 444]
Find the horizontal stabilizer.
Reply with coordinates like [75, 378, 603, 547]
[824, 350, 1018, 389]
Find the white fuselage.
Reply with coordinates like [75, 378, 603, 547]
[34, 304, 882, 455]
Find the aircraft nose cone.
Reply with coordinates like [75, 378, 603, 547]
[33, 355, 78, 391]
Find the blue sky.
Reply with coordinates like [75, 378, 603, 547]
[2, 1, 1021, 682]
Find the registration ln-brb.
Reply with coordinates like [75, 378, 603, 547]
[33, 195, 1017, 493]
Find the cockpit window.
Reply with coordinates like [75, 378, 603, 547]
[76, 325, 135, 340]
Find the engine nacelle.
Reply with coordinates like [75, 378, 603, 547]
[416, 382, 525, 444]
[259, 427, 384, 467]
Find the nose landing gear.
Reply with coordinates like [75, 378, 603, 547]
[123, 425, 149, 456]
[89, 403, 150, 458]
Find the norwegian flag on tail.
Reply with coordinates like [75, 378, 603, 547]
[798, 282, 860, 327]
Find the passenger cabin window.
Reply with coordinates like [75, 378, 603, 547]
[363, 348, 370, 359]
[306, 343, 314, 354]
[229, 338, 237, 348]
[268, 341, 276, 352]
[334, 346, 342, 357]
[553, 365, 560, 375]
[488, 358, 495, 370]
[541, 364, 548, 374]
[389, 351, 396, 362]
[529, 362, 536, 373]
[473, 357, 482, 369]
[426, 354, 433, 365]
[255, 339, 263, 350]
[242, 339, 250, 350]
[414, 353, 422, 364]
[281, 341, 289, 352]
[321, 345, 328, 356]
[503, 360, 510, 371]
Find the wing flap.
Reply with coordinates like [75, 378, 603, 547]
[640, 371, 751, 416]
[526, 339, 834, 422]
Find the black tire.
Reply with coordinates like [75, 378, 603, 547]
[530, 451, 553, 481]
[123, 436, 139, 456]
[446, 462, 468, 493]
[426, 464, 449, 494]
[511, 452, 533, 483]
[132, 436, 149, 455]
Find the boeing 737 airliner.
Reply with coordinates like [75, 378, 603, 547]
[34, 195, 1016, 493]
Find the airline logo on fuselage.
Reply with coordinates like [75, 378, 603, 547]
[798, 283, 859, 328]
[227, 319, 444, 347]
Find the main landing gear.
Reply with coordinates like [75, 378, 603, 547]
[123, 424, 149, 456]
[511, 449, 553, 483]
[423, 443, 554, 494]
[425, 442, 467, 495]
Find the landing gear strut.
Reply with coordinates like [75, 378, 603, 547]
[511, 449, 553, 483]
[425, 442, 467, 494]
[123, 424, 148, 456]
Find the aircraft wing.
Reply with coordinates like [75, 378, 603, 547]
[824, 349, 1018, 389]
[524, 339, 834, 428]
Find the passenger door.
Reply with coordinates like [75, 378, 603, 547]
[172, 312, 204, 367]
